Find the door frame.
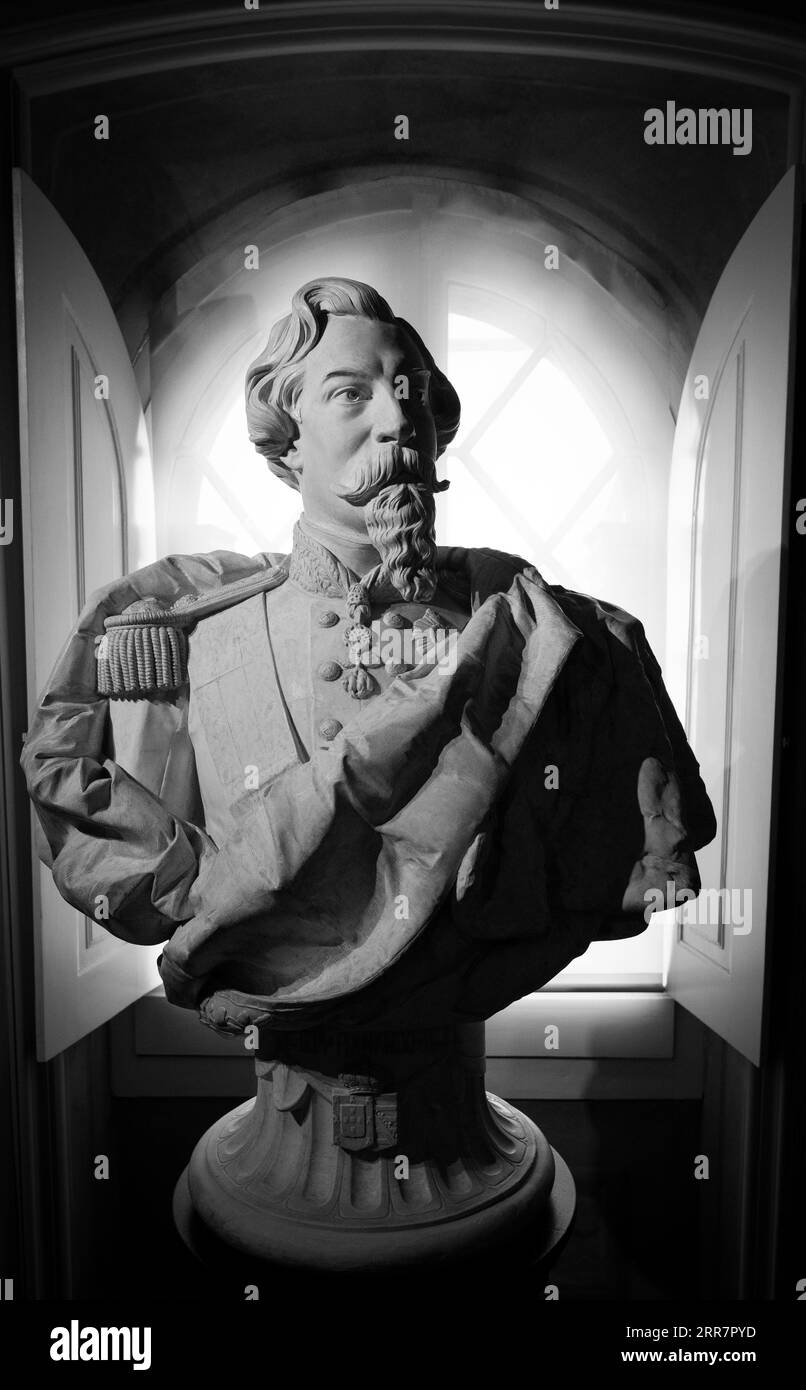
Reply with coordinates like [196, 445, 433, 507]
[752, 202, 806, 1302]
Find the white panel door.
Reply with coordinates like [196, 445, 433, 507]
[665, 166, 799, 1065]
[14, 168, 161, 1060]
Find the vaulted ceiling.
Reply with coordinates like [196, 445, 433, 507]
[13, 10, 793, 355]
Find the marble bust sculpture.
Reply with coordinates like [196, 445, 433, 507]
[21, 278, 716, 1269]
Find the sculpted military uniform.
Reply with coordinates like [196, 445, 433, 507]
[186, 524, 472, 850]
[21, 522, 716, 1034]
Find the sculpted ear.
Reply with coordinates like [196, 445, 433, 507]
[279, 438, 304, 484]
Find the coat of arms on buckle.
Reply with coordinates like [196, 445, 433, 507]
[332, 1079, 398, 1152]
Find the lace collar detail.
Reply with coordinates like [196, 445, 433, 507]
[287, 523, 355, 597]
[286, 520, 492, 610]
[288, 522, 403, 603]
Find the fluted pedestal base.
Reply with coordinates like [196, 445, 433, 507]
[175, 1021, 575, 1272]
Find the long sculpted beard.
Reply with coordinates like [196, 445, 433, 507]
[334, 443, 448, 602]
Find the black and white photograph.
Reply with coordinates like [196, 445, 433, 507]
[0, 0, 805, 1372]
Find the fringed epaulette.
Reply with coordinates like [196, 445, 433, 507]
[96, 599, 192, 698]
[95, 563, 288, 699]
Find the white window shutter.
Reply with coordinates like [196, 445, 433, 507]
[14, 168, 161, 1060]
[665, 166, 800, 1065]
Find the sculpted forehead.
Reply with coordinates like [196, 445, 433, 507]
[300, 315, 425, 385]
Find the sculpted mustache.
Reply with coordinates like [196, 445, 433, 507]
[332, 444, 449, 507]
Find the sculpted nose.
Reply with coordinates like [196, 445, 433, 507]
[373, 385, 414, 444]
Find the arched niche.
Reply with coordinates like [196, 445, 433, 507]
[150, 173, 680, 658]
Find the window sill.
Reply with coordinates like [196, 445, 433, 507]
[486, 990, 673, 1059]
[109, 985, 704, 1102]
[125, 985, 673, 1060]
[483, 990, 703, 1099]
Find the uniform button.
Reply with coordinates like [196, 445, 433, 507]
[318, 718, 343, 741]
[318, 660, 343, 682]
[383, 611, 407, 628]
[317, 610, 340, 628]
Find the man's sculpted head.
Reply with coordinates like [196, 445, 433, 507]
[245, 278, 460, 600]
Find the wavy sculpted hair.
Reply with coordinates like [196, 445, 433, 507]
[244, 277, 461, 490]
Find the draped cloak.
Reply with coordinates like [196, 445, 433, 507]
[20, 540, 717, 1034]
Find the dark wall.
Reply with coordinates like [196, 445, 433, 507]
[22, 49, 789, 343]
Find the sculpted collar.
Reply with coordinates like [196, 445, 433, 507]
[288, 521, 405, 603]
[286, 519, 531, 615]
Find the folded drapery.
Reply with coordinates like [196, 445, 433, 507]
[21, 545, 716, 1031]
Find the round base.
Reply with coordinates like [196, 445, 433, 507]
[174, 1141, 576, 1278]
[173, 1026, 576, 1276]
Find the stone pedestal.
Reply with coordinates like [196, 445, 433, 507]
[175, 1021, 575, 1272]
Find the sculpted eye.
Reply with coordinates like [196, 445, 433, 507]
[411, 369, 431, 407]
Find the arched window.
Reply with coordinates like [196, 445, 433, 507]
[154, 177, 682, 988]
